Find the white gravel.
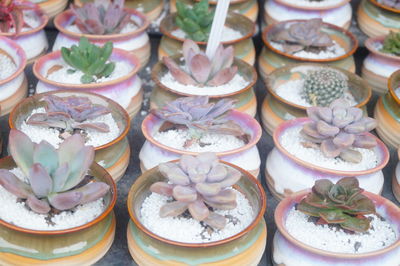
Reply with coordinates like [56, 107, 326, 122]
[65, 22, 139, 34]
[270, 40, 346, 59]
[286, 207, 397, 253]
[278, 0, 345, 7]
[0, 53, 17, 80]
[140, 188, 254, 243]
[171, 26, 243, 42]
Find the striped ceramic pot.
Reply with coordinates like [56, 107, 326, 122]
[139, 110, 262, 177]
[9, 90, 131, 182]
[394, 148, 400, 203]
[0, 37, 27, 117]
[357, 0, 400, 38]
[126, 161, 267, 266]
[37, 0, 68, 21]
[362, 36, 400, 95]
[158, 12, 256, 65]
[33, 48, 143, 119]
[258, 20, 357, 79]
[0, 156, 117, 265]
[265, 118, 389, 201]
[150, 56, 258, 117]
[273, 190, 400, 265]
[53, 8, 151, 68]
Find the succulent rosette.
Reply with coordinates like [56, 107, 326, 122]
[0, 0, 39, 35]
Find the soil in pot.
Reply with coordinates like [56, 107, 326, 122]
[0, 51, 17, 80]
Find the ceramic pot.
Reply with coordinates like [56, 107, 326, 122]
[261, 64, 372, 135]
[158, 12, 256, 65]
[357, 0, 400, 38]
[169, 0, 259, 22]
[0, 37, 27, 117]
[37, 0, 68, 21]
[0, 10, 48, 64]
[53, 8, 150, 68]
[9, 90, 131, 182]
[265, 118, 389, 200]
[0, 156, 117, 265]
[33, 48, 143, 119]
[258, 20, 357, 79]
[362, 36, 400, 95]
[393, 148, 400, 203]
[139, 110, 262, 177]
[374, 70, 400, 149]
[273, 190, 400, 265]
[126, 160, 267, 265]
[150, 55, 258, 117]
[263, 0, 352, 29]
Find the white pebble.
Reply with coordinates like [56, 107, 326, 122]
[171, 26, 243, 42]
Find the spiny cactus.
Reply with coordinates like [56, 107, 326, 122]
[70, 0, 131, 35]
[301, 99, 377, 163]
[380, 31, 400, 56]
[0, 0, 38, 35]
[61, 37, 115, 84]
[163, 39, 237, 87]
[297, 177, 376, 232]
[271, 18, 333, 54]
[302, 69, 348, 107]
[379, 0, 400, 9]
[26, 95, 111, 133]
[150, 153, 241, 229]
[0, 130, 109, 214]
[175, 0, 215, 42]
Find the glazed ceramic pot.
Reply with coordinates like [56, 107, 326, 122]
[33, 48, 143, 119]
[258, 20, 357, 79]
[265, 118, 389, 200]
[0, 156, 117, 265]
[9, 90, 131, 182]
[1, 10, 48, 64]
[53, 9, 150, 68]
[374, 70, 400, 149]
[357, 0, 400, 38]
[127, 160, 267, 265]
[273, 190, 400, 265]
[394, 148, 400, 203]
[150, 55, 258, 117]
[37, 0, 68, 21]
[261, 64, 372, 135]
[0, 37, 27, 117]
[362, 36, 400, 95]
[169, 0, 259, 22]
[139, 110, 262, 177]
[263, 0, 352, 29]
[158, 12, 256, 65]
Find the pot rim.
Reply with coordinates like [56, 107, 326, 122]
[160, 12, 255, 46]
[54, 8, 149, 40]
[193, 0, 248, 4]
[0, 37, 27, 86]
[151, 55, 257, 98]
[273, 117, 390, 176]
[365, 36, 400, 61]
[142, 109, 262, 156]
[369, 0, 400, 13]
[8, 90, 130, 151]
[265, 63, 372, 110]
[32, 48, 141, 89]
[262, 19, 358, 62]
[127, 159, 266, 247]
[388, 69, 400, 105]
[0, 156, 117, 235]
[273, 0, 350, 10]
[0, 9, 49, 38]
[274, 189, 400, 258]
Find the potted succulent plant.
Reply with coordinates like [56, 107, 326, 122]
[263, 0, 352, 29]
[266, 99, 390, 200]
[9, 90, 131, 182]
[362, 32, 400, 95]
[358, 0, 400, 37]
[273, 177, 400, 265]
[170, 0, 259, 22]
[159, 0, 256, 65]
[151, 39, 258, 117]
[0, 0, 49, 63]
[0, 36, 27, 117]
[258, 18, 358, 79]
[139, 96, 262, 177]
[127, 153, 267, 265]
[53, 0, 151, 68]
[34, 37, 142, 119]
[32, 0, 68, 21]
[261, 64, 372, 135]
[0, 129, 116, 264]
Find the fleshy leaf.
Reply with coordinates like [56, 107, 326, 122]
[26, 195, 51, 214]
[9, 129, 34, 176]
[159, 201, 188, 217]
[0, 169, 31, 198]
[28, 163, 53, 198]
[48, 191, 83, 210]
[188, 199, 209, 221]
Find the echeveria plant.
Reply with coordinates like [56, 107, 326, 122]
[0, 0, 38, 35]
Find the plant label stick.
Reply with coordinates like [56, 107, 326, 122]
[206, 0, 230, 59]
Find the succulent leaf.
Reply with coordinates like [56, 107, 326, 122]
[9, 129, 34, 176]
[26, 195, 51, 214]
[188, 199, 209, 221]
[0, 169, 32, 198]
[33, 141, 59, 175]
[159, 201, 188, 217]
[203, 212, 226, 230]
[28, 163, 53, 198]
[75, 182, 110, 204]
[150, 182, 174, 196]
[48, 191, 83, 210]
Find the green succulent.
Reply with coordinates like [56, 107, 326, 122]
[380, 31, 400, 56]
[61, 37, 115, 84]
[175, 0, 215, 42]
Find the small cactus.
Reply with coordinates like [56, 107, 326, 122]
[380, 31, 400, 56]
[150, 153, 241, 229]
